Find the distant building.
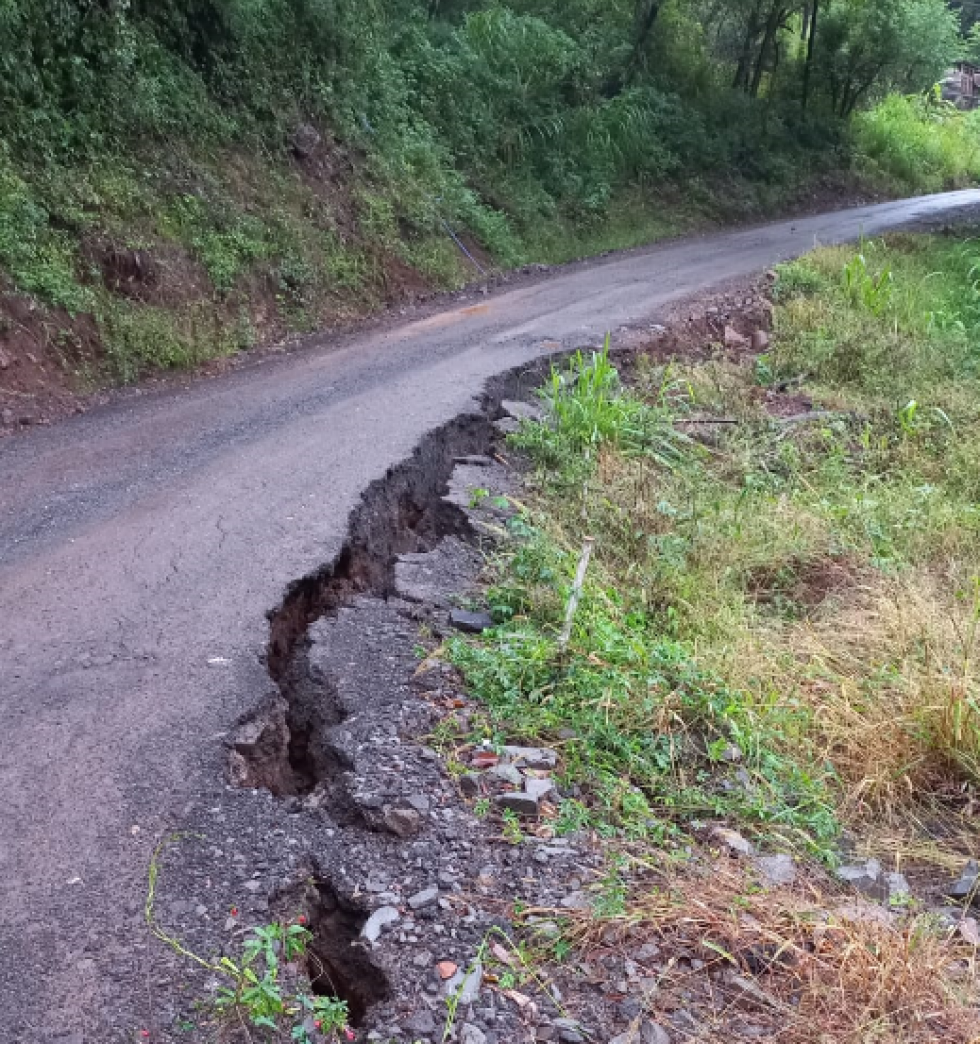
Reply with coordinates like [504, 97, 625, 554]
[941, 61, 980, 109]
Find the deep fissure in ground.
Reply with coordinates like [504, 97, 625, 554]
[247, 360, 556, 800]
[225, 358, 558, 1021]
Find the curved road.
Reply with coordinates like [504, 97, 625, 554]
[2, 191, 979, 1040]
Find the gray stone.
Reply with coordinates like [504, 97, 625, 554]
[553, 1018, 585, 1043]
[488, 763, 524, 787]
[500, 399, 543, 423]
[405, 793, 431, 814]
[755, 853, 796, 887]
[444, 961, 483, 1004]
[836, 859, 886, 901]
[493, 417, 521, 436]
[724, 325, 748, 347]
[404, 1010, 437, 1035]
[461, 1024, 488, 1044]
[449, 609, 494, 634]
[711, 826, 755, 856]
[495, 792, 540, 816]
[408, 886, 440, 911]
[641, 1023, 671, 1044]
[361, 905, 400, 943]
[560, 891, 592, 911]
[525, 777, 556, 802]
[618, 998, 642, 1021]
[382, 806, 423, 838]
[947, 860, 979, 902]
[502, 745, 558, 769]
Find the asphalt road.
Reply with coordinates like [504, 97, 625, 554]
[3, 190, 980, 1040]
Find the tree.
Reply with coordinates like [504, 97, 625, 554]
[817, 0, 959, 116]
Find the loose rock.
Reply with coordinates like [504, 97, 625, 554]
[836, 859, 886, 901]
[361, 905, 400, 943]
[501, 746, 558, 769]
[461, 1024, 488, 1044]
[449, 609, 495, 634]
[711, 826, 755, 856]
[754, 853, 796, 887]
[724, 325, 748, 348]
[640, 1024, 672, 1044]
[947, 860, 979, 902]
[496, 792, 541, 817]
[408, 886, 440, 911]
[382, 806, 423, 838]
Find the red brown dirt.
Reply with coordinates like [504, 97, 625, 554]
[80, 235, 210, 306]
[747, 554, 864, 613]
[0, 282, 104, 431]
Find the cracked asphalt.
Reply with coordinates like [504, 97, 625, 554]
[2, 191, 980, 1041]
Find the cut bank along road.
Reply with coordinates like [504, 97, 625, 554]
[1, 191, 978, 1041]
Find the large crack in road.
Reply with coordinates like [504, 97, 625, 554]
[2, 192, 980, 1041]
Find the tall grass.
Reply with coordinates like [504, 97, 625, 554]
[854, 93, 980, 192]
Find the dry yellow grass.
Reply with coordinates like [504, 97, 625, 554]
[531, 856, 980, 1044]
[722, 571, 980, 832]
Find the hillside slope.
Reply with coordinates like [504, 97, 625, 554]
[1, 0, 978, 429]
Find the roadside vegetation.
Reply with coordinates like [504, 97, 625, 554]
[1, 0, 980, 400]
[447, 228, 980, 1040]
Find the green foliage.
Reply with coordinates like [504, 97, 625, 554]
[214, 921, 351, 1042]
[818, 0, 960, 116]
[0, 154, 92, 312]
[162, 193, 271, 295]
[854, 93, 980, 191]
[450, 520, 838, 847]
[452, 231, 980, 853]
[100, 300, 241, 384]
[0, 0, 974, 388]
[842, 249, 894, 314]
[515, 338, 694, 467]
[450, 348, 839, 851]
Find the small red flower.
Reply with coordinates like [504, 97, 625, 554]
[345, 1030, 355, 1041]
[297, 914, 307, 924]
[314, 1020, 322, 1030]
[230, 907, 238, 916]
[140, 1033, 150, 1039]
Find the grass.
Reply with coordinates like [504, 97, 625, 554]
[442, 226, 980, 1041]
[853, 93, 980, 194]
[449, 228, 980, 860]
[527, 853, 980, 1043]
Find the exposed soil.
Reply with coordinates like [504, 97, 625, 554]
[80, 235, 211, 306]
[747, 554, 864, 615]
[0, 280, 105, 429]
